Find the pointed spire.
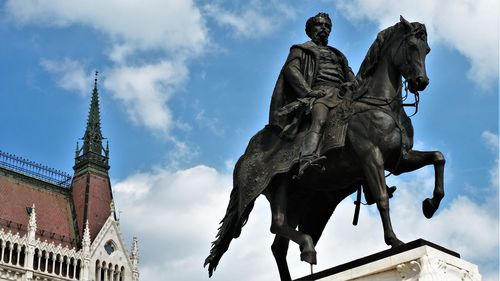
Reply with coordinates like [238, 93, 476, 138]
[82, 220, 91, 254]
[74, 71, 109, 173]
[83, 71, 103, 155]
[131, 237, 139, 269]
[131, 237, 140, 281]
[75, 141, 80, 158]
[27, 204, 37, 241]
[110, 200, 115, 217]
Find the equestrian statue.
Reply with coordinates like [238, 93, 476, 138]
[205, 13, 444, 281]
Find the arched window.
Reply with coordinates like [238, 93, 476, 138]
[54, 254, 61, 275]
[18, 245, 26, 266]
[95, 259, 100, 281]
[62, 255, 69, 277]
[47, 252, 54, 273]
[120, 266, 125, 281]
[11, 243, 18, 265]
[33, 248, 39, 270]
[68, 257, 75, 278]
[114, 264, 120, 281]
[40, 250, 47, 272]
[3, 241, 11, 263]
[100, 261, 106, 281]
[76, 259, 81, 280]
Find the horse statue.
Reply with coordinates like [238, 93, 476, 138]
[205, 16, 444, 281]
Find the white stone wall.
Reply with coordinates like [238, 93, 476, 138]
[88, 216, 139, 281]
[314, 245, 481, 281]
[0, 207, 138, 281]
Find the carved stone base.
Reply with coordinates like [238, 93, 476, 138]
[295, 239, 481, 281]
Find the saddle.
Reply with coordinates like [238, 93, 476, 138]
[318, 102, 352, 154]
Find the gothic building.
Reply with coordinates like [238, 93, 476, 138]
[0, 75, 139, 281]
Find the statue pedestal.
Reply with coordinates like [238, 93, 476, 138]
[295, 239, 481, 281]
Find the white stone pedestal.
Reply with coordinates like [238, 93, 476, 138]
[295, 239, 481, 281]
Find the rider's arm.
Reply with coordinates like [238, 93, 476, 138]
[283, 49, 313, 98]
[341, 55, 358, 86]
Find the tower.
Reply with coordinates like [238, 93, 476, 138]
[71, 72, 114, 242]
[0, 72, 138, 281]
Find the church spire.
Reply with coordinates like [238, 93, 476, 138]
[74, 71, 109, 174]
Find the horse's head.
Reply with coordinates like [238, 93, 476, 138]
[393, 16, 430, 93]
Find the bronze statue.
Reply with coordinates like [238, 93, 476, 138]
[205, 15, 443, 281]
[269, 13, 357, 178]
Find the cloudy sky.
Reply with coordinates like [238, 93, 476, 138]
[0, 0, 498, 280]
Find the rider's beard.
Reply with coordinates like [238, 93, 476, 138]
[312, 31, 329, 46]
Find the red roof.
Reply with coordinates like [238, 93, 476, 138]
[72, 173, 113, 242]
[0, 168, 76, 247]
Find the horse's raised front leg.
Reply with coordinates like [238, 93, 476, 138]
[392, 150, 445, 218]
[362, 147, 404, 247]
[269, 177, 316, 268]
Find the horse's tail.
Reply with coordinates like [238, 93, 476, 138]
[204, 181, 254, 277]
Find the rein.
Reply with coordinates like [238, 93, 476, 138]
[354, 80, 420, 114]
[353, 81, 420, 179]
[351, 22, 427, 225]
[402, 80, 420, 117]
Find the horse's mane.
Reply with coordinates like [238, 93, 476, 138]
[356, 21, 426, 93]
[357, 23, 400, 81]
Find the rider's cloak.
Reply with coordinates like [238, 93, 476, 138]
[268, 41, 356, 139]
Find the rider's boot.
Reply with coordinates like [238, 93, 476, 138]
[387, 185, 397, 198]
[297, 131, 326, 178]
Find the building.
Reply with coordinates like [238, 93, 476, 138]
[0, 75, 139, 281]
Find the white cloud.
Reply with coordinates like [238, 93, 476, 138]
[164, 137, 199, 169]
[5, 0, 210, 134]
[113, 162, 499, 281]
[40, 58, 90, 96]
[195, 109, 224, 136]
[482, 131, 499, 154]
[103, 60, 188, 134]
[203, 0, 296, 38]
[334, 0, 499, 89]
[481, 131, 499, 188]
[5, 0, 208, 58]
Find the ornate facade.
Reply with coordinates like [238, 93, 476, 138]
[0, 74, 139, 281]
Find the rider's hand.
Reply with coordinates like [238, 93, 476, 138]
[308, 89, 326, 98]
[340, 82, 354, 92]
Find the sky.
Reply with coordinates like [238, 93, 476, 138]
[0, 0, 498, 280]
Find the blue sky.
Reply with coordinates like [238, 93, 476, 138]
[0, 0, 498, 280]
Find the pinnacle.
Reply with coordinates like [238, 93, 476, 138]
[74, 72, 109, 172]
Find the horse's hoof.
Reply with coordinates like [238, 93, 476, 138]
[300, 250, 317, 265]
[422, 198, 438, 219]
[385, 236, 404, 248]
[390, 239, 404, 248]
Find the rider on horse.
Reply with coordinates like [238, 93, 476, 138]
[269, 13, 357, 177]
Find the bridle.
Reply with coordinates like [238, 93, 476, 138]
[397, 30, 424, 117]
[356, 28, 423, 116]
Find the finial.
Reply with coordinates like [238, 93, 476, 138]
[94, 71, 99, 89]
[131, 237, 139, 267]
[28, 204, 37, 240]
[110, 200, 115, 216]
[28, 204, 37, 228]
[75, 141, 80, 158]
[82, 220, 91, 252]
[132, 237, 138, 254]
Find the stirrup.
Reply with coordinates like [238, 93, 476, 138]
[296, 155, 327, 179]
